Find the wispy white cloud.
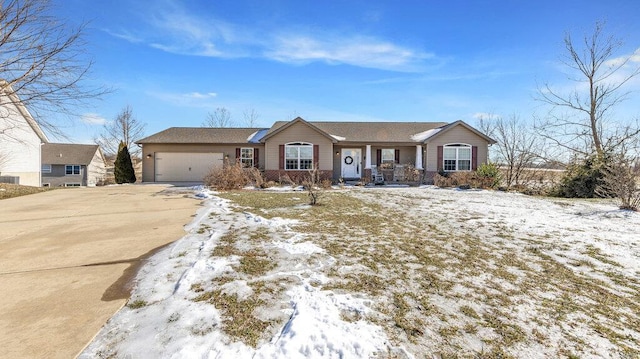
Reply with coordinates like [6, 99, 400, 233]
[143, 2, 249, 57]
[265, 34, 432, 72]
[184, 92, 218, 99]
[81, 113, 107, 125]
[605, 48, 640, 67]
[472, 112, 500, 120]
[107, 2, 435, 72]
[149, 91, 219, 108]
[102, 28, 144, 44]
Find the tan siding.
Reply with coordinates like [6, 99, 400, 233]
[0, 96, 43, 186]
[87, 150, 106, 186]
[140, 143, 265, 182]
[264, 122, 333, 170]
[425, 126, 490, 171]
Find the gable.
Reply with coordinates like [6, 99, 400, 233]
[260, 117, 336, 143]
[264, 120, 335, 145]
[0, 81, 48, 143]
[422, 121, 496, 144]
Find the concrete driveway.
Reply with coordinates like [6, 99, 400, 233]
[0, 185, 201, 359]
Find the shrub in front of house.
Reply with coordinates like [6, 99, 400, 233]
[204, 160, 265, 190]
[550, 154, 606, 198]
[476, 162, 502, 189]
[434, 164, 501, 190]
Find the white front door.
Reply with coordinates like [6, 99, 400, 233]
[341, 149, 361, 178]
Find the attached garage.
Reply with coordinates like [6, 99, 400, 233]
[154, 152, 223, 182]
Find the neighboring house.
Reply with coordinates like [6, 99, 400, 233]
[41, 143, 107, 187]
[0, 81, 49, 186]
[137, 117, 495, 183]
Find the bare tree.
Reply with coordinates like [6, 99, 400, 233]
[242, 108, 260, 127]
[0, 0, 106, 140]
[535, 21, 640, 158]
[596, 152, 640, 210]
[94, 105, 145, 157]
[479, 114, 543, 189]
[203, 107, 233, 127]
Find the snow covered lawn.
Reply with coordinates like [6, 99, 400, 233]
[81, 186, 640, 358]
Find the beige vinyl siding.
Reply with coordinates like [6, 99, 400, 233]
[0, 98, 43, 187]
[87, 150, 107, 186]
[264, 121, 334, 171]
[425, 125, 490, 172]
[140, 143, 265, 182]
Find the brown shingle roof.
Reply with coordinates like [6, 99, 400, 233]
[311, 121, 448, 143]
[42, 143, 101, 165]
[136, 127, 267, 144]
[263, 118, 449, 143]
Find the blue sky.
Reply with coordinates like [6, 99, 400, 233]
[52, 0, 640, 143]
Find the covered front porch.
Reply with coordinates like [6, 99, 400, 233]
[332, 144, 425, 184]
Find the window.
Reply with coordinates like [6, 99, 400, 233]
[65, 165, 81, 175]
[41, 164, 51, 173]
[285, 143, 313, 170]
[443, 144, 471, 171]
[240, 148, 254, 168]
[381, 149, 395, 163]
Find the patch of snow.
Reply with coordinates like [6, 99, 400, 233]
[410, 128, 440, 142]
[82, 186, 640, 358]
[330, 134, 346, 141]
[247, 128, 269, 143]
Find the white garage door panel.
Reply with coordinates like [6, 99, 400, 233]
[155, 152, 223, 181]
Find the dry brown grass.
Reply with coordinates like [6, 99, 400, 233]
[206, 188, 640, 356]
[0, 183, 52, 200]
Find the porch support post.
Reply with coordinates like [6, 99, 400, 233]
[365, 145, 372, 169]
[415, 145, 423, 170]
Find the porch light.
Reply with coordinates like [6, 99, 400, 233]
[335, 151, 339, 156]
[146, 154, 152, 159]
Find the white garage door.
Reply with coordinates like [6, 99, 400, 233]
[155, 152, 223, 182]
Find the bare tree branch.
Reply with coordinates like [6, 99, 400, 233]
[479, 114, 544, 189]
[242, 108, 260, 127]
[94, 105, 145, 157]
[203, 107, 233, 127]
[0, 0, 108, 140]
[535, 21, 640, 158]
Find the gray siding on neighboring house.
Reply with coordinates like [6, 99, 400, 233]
[42, 164, 87, 187]
[140, 143, 265, 182]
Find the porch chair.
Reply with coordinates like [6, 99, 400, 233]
[371, 166, 385, 184]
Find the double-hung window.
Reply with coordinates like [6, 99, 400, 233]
[285, 143, 313, 170]
[41, 164, 51, 173]
[443, 144, 471, 171]
[65, 165, 81, 175]
[381, 149, 395, 164]
[240, 148, 254, 168]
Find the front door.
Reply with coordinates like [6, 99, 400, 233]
[341, 149, 361, 178]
